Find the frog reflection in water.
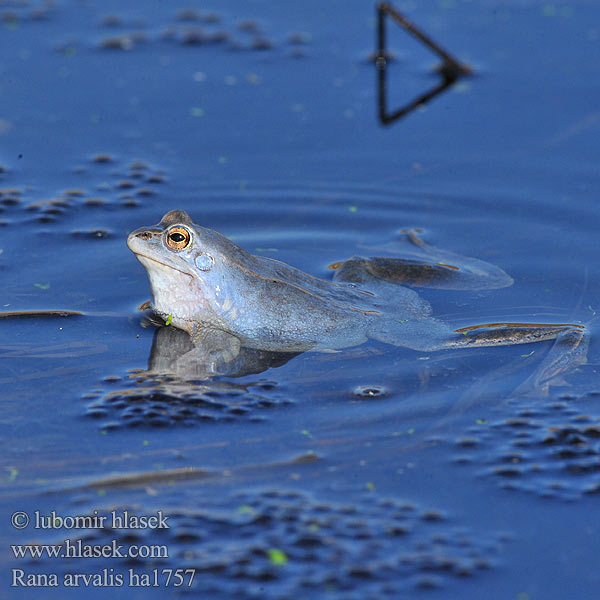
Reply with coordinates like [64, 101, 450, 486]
[127, 210, 587, 390]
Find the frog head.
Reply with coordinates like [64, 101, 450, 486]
[127, 209, 242, 333]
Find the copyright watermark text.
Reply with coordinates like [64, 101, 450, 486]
[9, 508, 195, 589]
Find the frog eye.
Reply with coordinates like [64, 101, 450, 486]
[166, 226, 191, 250]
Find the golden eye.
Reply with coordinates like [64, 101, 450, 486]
[166, 226, 191, 250]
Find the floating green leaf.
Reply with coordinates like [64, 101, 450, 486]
[267, 548, 288, 566]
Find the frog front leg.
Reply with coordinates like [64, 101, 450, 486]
[189, 325, 242, 375]
[330, 229, 513, 290]
[143, 325, 241, 378]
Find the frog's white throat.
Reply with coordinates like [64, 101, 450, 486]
[136, 255, 209, 332]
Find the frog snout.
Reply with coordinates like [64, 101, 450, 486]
[126, 227, 161, 251]
[133, 230, 154, 241]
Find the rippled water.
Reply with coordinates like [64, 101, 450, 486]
[1, 1, 599, 598]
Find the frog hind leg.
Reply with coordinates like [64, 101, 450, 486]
[447, 323, 589, 396]
[330, 230, 513, 290]
[368, 316, 457, 352]
[371, 319, 588, 394]
[444, 324, 588, 394]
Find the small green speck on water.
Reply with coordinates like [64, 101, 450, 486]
[521, 350, 535, 358]
[236, 504, 255, 515]
[395, 319, 408, 323]
[366, 481, 375, 491]
[34, 282, 50, 290]
[165, 314, 173, 326]
[190, 107, 205, 117]
[142, 440, 149, 446]
[254, 248, 279, 253]
[308, 522, 320, 532]
[100, 430, 107, 435]
[407, 428, 415, 435]
[6, 467, 18, 482]
[267, 548, 288, 566]
[301, 429, 314, 439]
[348, 205, 358, 213]
[97, 489, 107, 496]
[476, 419, 488, 425]
[218, 156, 228, 164]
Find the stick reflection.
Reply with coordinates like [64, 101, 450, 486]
[376, 2, 473, 125]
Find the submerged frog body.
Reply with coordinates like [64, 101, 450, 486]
[128, 210, 587, 389]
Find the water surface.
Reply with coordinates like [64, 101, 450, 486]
[1, 1, 599, 598]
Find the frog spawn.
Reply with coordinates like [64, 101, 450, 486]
[71, 7, 312, 57]
[450, 391, 600, 500]
[0, 155, 165, 230]
[83, 375, 292, 429]
[35, 490, 506, 598]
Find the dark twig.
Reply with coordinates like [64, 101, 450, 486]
[379, 2, 472, 74]
[0, 310, 83, 319]
[376, 2, 473, 124]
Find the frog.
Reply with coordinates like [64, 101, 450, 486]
[127, 210, 587, 389]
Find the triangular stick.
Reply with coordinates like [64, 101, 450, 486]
[376, 2, 473, 124]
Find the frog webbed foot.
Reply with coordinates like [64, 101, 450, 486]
[330, 229, 513, 290]
[512, 326, 589, 396]
[328, 256, 376, 286]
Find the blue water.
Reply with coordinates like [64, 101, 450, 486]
[1, 1, 599, 598]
